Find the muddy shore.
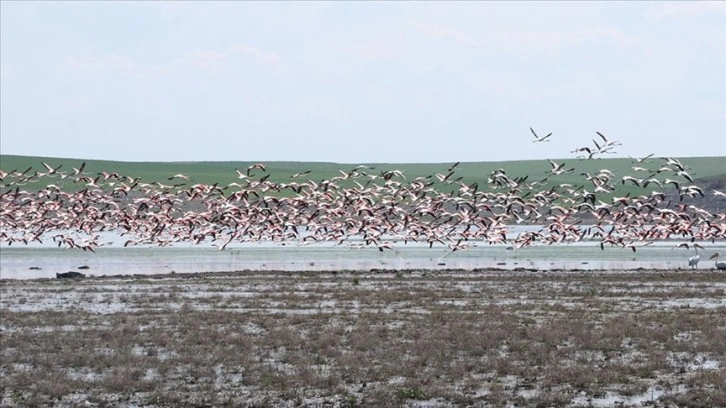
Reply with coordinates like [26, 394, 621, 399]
[1, 269, 725, 407]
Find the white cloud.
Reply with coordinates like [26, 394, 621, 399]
[350, 36, 408, 60]
[489, 30, 568, 53]
[61, 44, 280, 80]
[577, 26, 639, 47]
[229, 45, 281, 65]
[407, 15, 637, 55]
[411, 21, 478, 46]
[154, 1, 189, 11]
[179, 50, 229, 73]
[485, 25, 638, 53]
[646, 1, 726, 21]
[61, 54, 142, 77]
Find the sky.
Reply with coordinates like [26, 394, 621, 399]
[1, 1, 724, 163]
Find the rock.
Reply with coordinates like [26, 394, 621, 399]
[78, 265, 90, 270]
[56, 271, 85, 279]
[29, 266, 42, 270]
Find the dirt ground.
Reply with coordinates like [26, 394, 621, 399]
[1, 269, 725, 407]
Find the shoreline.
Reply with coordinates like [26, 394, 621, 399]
[2, 268, 725, 407]
[2, 265, 725, 282]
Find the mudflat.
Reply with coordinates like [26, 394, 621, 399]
[1, 269, 725, 407]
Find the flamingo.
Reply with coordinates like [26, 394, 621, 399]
[629, 153, 654, 163]
[41, 162, 63, 176]
[530, 127, 552, 143]
[2, 151, 723, 260]
[246, 163, 267, 176]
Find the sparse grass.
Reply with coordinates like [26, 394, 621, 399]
[1, 269, 725, 406]
[396, 386, 428, 401]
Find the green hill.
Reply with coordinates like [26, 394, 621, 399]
[2, 155, 725, 202]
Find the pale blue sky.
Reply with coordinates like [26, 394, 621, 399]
[1, 1, 724, 163]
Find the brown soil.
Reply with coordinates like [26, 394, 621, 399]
[1, 269, 725, 407]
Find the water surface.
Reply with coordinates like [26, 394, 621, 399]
[2, 240, 723, 280]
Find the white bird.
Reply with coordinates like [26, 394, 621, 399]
[708, 253, 726, 270]
[688, 243, 704, 269]
[547, 159, 574, 175]
[168, 174, 191, 181]
[530, 127, 552, 143]
[629, 153, 654, 163]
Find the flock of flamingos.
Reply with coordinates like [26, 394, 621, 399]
[1, 130, 725, 270]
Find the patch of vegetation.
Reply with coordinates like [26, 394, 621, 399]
[395, 387, 428, 401]
[1, 270, 725, 406]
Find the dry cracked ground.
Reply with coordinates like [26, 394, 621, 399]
[1, 269, 725, 407]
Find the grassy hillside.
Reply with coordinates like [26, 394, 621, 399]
[2, 154, 725, 200]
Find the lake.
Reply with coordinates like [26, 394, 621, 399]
[2, 237, 723, 279]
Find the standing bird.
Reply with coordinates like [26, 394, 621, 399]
[708, 253, 726, 270]
[688, 243, 704, 269]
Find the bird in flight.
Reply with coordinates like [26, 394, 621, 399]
[530, 127, 552, 143]
[629, 153, 654, 164]
[168, 174, 191, 181]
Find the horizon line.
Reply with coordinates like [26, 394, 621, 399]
[2, 153, 725, 166]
